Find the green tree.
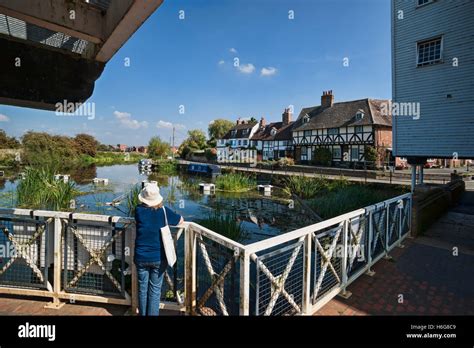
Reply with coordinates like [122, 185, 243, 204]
[178, 129, 207, 159]
[73, 133, 99, 157]
[0, 130, 20, 149]
[21, 131, 78, 166]
[148, 136, 170, 158]
[208, 119, 234, 140]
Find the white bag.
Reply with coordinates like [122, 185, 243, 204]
[161, 207, 177, 267]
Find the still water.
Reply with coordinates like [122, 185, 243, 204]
[0, 164, 315, 243]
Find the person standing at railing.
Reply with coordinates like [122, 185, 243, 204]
[134, 182, 184, 316]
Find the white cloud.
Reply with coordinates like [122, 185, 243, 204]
[229, 48, 238, 54]
[0, 114, 10, 122]
[114, 111, 148, 129]
[156, 120, 186, 130]
[260, 67, 277, 76]
[218, 60, 225, 65]
[237, 63, 255, 74]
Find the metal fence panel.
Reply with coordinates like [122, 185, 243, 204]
[312, 224, 344, 304]
[62, 219, 130, 298]
[0, 216, 50, 290]
[255, 240, 304, 316]
[195, 234, 240, 315]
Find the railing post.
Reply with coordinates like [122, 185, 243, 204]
[45, 217, 64, 309]
[184, 225, 196, 315]
[366, 210, 375, 276]
[340, 219, 351, 299]
[239, 250, 250, 315]
[302, 232, 312, 314]
[384, 203, 391, 259]
[130, 224, 138, 315]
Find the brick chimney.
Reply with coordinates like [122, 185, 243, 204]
[260, 116, 266, 128]
[282, 108, 292, 125]
[321, 90, 334, 108]
[236, 117, 241, 125]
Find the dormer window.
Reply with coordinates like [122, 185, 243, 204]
[270, 128, 277, 136]
[242, 129, 248, 135]
[355, 110, 365, 120]
[303, 115, 310, 124]
[231, 130, 237, 137]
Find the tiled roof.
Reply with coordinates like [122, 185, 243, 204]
[251, 122, 294, 141]
[292, 99, 392, 132]
[221, 122, 257, 139]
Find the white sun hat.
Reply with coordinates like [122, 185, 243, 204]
[138, 182, 163, 207]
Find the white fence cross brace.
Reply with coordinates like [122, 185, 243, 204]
[312, 225, 343, 301]
[254, 240, 303, 315]
[196, 234, 236, 315]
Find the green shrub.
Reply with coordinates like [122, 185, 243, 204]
[312, 147, 332, 166]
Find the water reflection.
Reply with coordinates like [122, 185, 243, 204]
[0, 164, 317, 242]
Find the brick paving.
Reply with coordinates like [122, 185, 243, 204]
[0, 295, 128, 316]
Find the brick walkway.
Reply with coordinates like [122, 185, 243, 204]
[0, 295, 128, 316]
[316, 190, 474, 316]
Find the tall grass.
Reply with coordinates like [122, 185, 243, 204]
[215, 173, 256, 192]
[125, 184, 141, 216]
[154, 160, 178, 175]
[308, 185, 401, 220]
[16, 167, 78, 210]
[282, 176, 349, 199]
[197, 211, 248, 242]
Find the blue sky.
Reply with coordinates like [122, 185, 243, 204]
[0, 0, 392, 146]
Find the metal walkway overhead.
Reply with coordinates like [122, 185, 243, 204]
[0, 0, 164, 110]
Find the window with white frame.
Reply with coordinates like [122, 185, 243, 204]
[303, 115, 310, 123]
[417, 37, 442, 66]
[301, 146, 308, 160]
[355, 110, 364, 120]
[243, 139, 248, 146]
[231, 130, 237, 137]
[332, 146, 341, 160]
[238, 140, 242, 146]
[351, 147, 359, 161]
[355, 126, 364, 134]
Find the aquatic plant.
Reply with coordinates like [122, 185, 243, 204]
[16, 167, 79, 211]
[197, 211, 249, 242]
[308, 184, 402, 220]
[125, 184, 141, 216]
[215, 173, 256, 192]
[154, 160, 178, 175]
[282, 175, 350, 199]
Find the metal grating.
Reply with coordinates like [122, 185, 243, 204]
[0, 217, 50, 290]
[62, 221, 129, 298]
[0, 14, 90, 54]
[255, 241, 304, 316]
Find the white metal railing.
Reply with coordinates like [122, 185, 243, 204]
[185, 192, 412, 315]
[0, 192, 411, 315]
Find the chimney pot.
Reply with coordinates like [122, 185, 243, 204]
[282, 108, 293, 125]
[321, 90, 334, 108]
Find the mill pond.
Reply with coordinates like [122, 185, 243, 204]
[0, 163, 407, 244]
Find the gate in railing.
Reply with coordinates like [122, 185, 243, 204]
[0, 192, 411, 315]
